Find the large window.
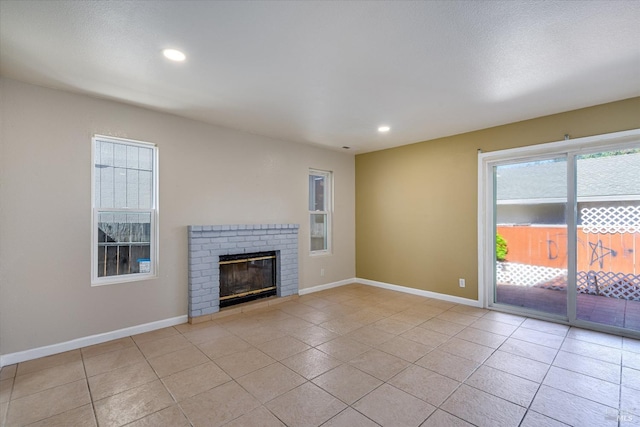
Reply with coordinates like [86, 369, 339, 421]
[309, 169, 332, 254]
[92, 135, 158, 285]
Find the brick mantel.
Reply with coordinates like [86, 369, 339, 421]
[187, 224, 299, 320]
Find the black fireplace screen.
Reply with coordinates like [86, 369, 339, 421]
[219, 251, 277, 307]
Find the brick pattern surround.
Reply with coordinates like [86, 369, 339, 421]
[187, 224, 299, 318]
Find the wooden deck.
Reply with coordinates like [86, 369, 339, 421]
[497, 284, 640, 332]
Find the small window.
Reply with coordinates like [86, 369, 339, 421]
[92, 135, 158, 285]
[309, 169, 332, 254]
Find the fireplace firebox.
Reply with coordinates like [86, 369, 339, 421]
[218, 251, 277, 308]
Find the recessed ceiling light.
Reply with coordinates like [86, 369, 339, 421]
[378, 126, 390, 133]
[162, 48, 186, 62]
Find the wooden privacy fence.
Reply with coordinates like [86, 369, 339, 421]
[496, 225, 638, 274]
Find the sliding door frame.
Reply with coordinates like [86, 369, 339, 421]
[478, 129, 640, 336]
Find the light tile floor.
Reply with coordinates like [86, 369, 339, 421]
[1, 283, 640, 426]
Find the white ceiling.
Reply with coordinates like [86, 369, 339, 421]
[1, 1, 639, 153]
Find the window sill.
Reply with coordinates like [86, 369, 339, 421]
[309, 250, 332, 257]
[91, 273, 158, 287]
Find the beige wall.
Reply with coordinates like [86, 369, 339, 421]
[0, 78, 355, 355]
[356, 97, 640, 300]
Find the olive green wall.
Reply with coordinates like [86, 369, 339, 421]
[355, 97, 640, 300]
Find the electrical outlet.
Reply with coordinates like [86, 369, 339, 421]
[459, 278, 465, 288]
[320, 268, 325, 277]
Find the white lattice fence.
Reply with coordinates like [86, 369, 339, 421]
[581, 206, 640, 234]
[497, 262, 640, 301]
[577, 271, 640, 300]
[496, 262, 567, 287]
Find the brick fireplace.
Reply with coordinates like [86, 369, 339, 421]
[187, 224, 299, 320]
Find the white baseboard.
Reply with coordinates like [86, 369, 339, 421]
[298, 277, 481, 308]
[0, 280, 479, 368]
[298, 278, 357, 295]
[356, 278, 482, 307]
[0, 315, 188, 368]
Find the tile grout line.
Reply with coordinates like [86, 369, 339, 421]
[79, 349, 100, 427]
[515, 327, 568, 427]
[445, 310, 526, 426]
[1, 373, 15, 427]
[158, 326, 197, 427]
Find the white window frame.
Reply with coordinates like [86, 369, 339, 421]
[309, 169, 333, 255]
[91, 135, 159, 286]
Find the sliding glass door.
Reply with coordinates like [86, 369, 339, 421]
[575, 150, 640, 332]
[480, 130, 640, 336]
[494, 157, 568, 317]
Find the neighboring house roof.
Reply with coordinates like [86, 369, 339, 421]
[496, 152, 640, 203]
